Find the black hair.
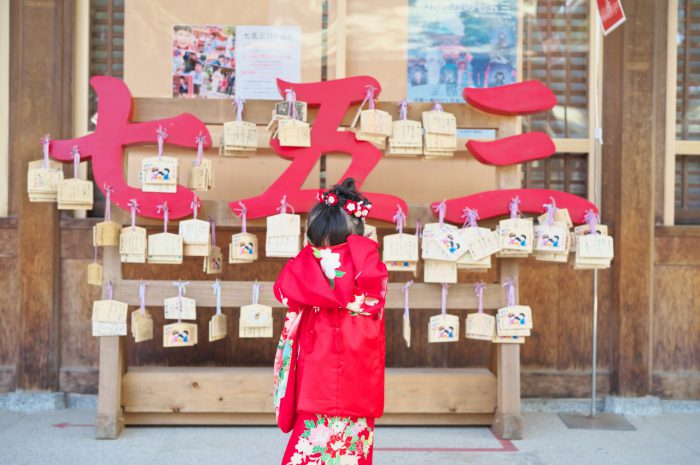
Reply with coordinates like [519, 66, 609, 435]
[306, 178, 368, 247]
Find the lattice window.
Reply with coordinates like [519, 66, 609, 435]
[675, 155, 700, 224]
[522, 153, 588, 198]
[89, 0, 124, 130]
[522, 0, 589, 138]
[676, 0, 700, 140]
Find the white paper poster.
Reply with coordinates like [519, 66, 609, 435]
[235, 26, 301, 100]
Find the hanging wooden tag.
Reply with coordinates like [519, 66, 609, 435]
[360, 109, 393, 137]
[119, 226, 147, 263]
[428, 314, 459, 343]
[131, 309, 154, 343]
[576, 235, 614, 259]
[432, 228, 468, 261]
[459, 227, 501, 261]
[266, 235, 301, 258]
[188, 159, 214, 191]
[466, 312, 496, 341]
[364, 224, 378, 243]
[354, 130, 387, 150]
[92, 299, 128, 337]
[141, 156, 179, 193]
[278, 119, 311, 147]
[390, 119, 423, 147]
[209, 313, 228, 342]
[222, 120, 258, 154]
[496, 305, 533, 334]
[147, 232, 183, 264]
[163, 322, 198, 347]
[87, 262, 103, 286]
[164, 296, 197, 320]
[422, 110, 457, 135]
[57, 178, 93, 210]
[421, 223, 458, 261]
[239, 304, 274, 338]
[498, 218, 534, 255]
[538, 207, 573, 228]
[203, 245, 223, 274]
[179, 218, 211, 257]
[27, 160, 63, 202]
[93, 222, 122, 247]
[274, 101, 308, 122]
[534, 224, 569, 254]
[229, 232, 258, 263]
[423, 260, 457, 284]
[268, 213, 301, 237]
[383, 234, 419, 262]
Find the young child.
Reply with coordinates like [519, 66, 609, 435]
[273, 178, 388, 465]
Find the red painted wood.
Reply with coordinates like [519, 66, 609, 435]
[466, 132, 556, 166]
[48, 76, 211, 219]
[433, 189, 598, 225]
[463, 81, 557, 116]
[229, 76, 407, 222]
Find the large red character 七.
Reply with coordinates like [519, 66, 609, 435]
[229, 76, 407, 222]
[48, 76, 211, 220]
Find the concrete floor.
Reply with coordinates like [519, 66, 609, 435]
[0, 409, 698, 465]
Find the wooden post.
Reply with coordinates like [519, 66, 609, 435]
[492, 126, 522, 438]
[602, 0, 660, 397]
[96, 246, 125, 439]
[10, 0, 73, 391]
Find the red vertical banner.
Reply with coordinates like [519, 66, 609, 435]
[597, 0, 626, 35]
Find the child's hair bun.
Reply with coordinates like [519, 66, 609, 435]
[329, 178, 362, 203]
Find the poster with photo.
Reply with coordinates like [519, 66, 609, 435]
[235, 26, 302, 100]
[171, 25, 236, 98]
[407, 0, 519, 103]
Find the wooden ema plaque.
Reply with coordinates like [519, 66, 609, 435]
[93, 222, 122, 247]
[57, 178, 93, 210]
[119, 226, 147, 263]
[163, 322, 197, 347]
[131, 309, 153, 343]
[147, 232, 183, 264]
[466, 312, 496, 341]
[188, 159, 214, 191]
[203, 246, 223, 274]
[92, 299, 128, 337]
[428, 314, 459, 343]
[140, 156, 178, 193]
[222, 120, 257, 156]
[209, 313, 227, 342]
[266, 213, 301, 258]
[179, 218, 211, 257]
[27, 160, 63, 202]
[229, 232, 258, 263]
[239, 304, 273, 338]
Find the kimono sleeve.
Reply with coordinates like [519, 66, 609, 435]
[346, 235, 389, 317]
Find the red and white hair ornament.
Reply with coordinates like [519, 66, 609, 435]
[318, 190, 339, 207]
[344, 200, 372, 221]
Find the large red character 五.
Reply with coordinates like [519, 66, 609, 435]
[229, 77, 407, 222]
[432, 81, 598, 224]
[48, 76, 211, 219]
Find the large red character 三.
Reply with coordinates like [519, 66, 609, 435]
[229, 76, 407, 222]
[432, 80, 598, 224]
[48, 76, 211, 220]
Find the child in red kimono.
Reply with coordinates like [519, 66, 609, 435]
[273, 178, 388, 465]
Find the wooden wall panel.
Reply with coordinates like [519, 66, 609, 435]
[0, 220, 18, 392]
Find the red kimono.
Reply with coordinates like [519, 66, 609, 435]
[273, 235, 388, 465]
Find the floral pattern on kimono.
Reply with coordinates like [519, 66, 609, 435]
[285, 414, 373, 465]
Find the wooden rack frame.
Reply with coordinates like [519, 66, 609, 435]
[96, 99, 522, 440]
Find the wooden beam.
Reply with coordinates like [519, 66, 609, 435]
[602, 0, 659, 396]
[113, 279, 504, 310]
[122, 367, 496, 416]
[10, 0, 73, 391]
